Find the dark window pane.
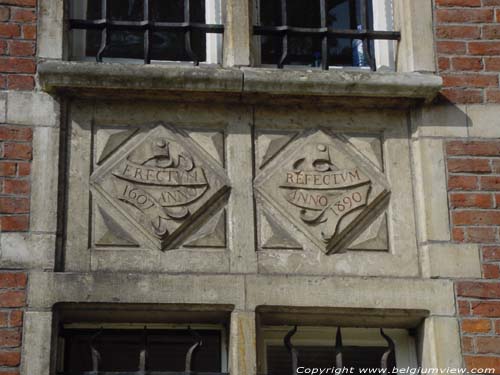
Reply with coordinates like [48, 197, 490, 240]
[63, 329, 222, 373]
[104, 31, 144, 60]
[109, 0, 144, 21]
[267, 345, 396, 375]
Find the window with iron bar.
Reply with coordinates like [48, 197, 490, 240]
[68, 0, 224, 65]
[252, 0, 400, 71]
[258, 326, 417, 375]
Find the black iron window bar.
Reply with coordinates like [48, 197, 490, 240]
[62, 327, 228, 375]
[284, 326, 396, 375]
[253, 0, 400, 71]
[69, 0, 224, 65]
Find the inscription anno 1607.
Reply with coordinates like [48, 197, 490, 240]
[91, 124, 229, 251]
[280, 143, 371, 242]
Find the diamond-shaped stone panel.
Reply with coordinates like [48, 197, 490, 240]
[90, 123, 230, 251]
[254, 130, 390, 254]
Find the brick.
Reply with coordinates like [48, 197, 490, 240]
[7, 75, 34, 90]
[448, 158, 491, 173]
[0, 197, 29, 214]
[496, 320, 500, 334]
[0, 291, 24, 308]
[486, 89, 500, 103]
[469, 41, 500, 55]
[457, 281, 500, 298]
[465, 356, 500, 373]
[442, 74, 498, 88]
[16, 162, 30, 176]
[0, 75, 6, 89]
[459, 300, 471, 315]
[451, 57, 483, 71]
[2, 143, 32, 160]
[462, 336, 474, 353]
[439, 57, 450, 71]
[0, 312, 8, 327]
[0, 330, 21, 348]
[453, 227, 466, 242]
[0, 351, 20, 367]
[8, 311, 22, 327]
[21, 24, 35, 40]
[0, 127, 32, 142]
[0, 0, 36, 5]
[472, 301, 500, 317]
[0, 39, 7, 55]
[483, 264, 500, 278]
[476, 337, 500, 354]
[0, 215, 28, 231]
[0, 273, 27, 288]
[481, 176, 500, 190]
[0, 7, 9, 22]
[436, 25, 480, 40]
[0, 162, 16, 177]
[10, 8, 35, 22]
[3, 179, 29, 195]
[453, 210, 500, 225]
[436, 41, 467, 54]
[483, 246, 500, 261]
[8, 40, 35, 57]
[436, 0, 481, 5]
[483, 25, 500, 40]
[0, 57, 35, 74]
[439, 88, 483, 104]
[485, 57, 500, 71]
[461, 319, 491, 333]
[447, 141, 500, 156]
[466, 227, 497, 243]
[450, 193, 493, 208]
[448, 175, 479, 190]
[484, 0, 500, 4]
[0, 24, 20, 39]
[436, 9, 494, 23]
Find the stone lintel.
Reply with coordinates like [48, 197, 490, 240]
[38, 61, 442, 104]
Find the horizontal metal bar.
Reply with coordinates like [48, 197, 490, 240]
[253, 26, 400, 40]
[69, 19, 224, 33]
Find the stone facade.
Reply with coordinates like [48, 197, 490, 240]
[1, 0, 500, 374]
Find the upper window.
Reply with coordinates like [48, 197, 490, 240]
[69, 0, 224, 64]
[253, 0, 399, 71]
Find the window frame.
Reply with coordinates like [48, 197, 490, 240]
[257, 326, 418, 375]
[57, 322, 229, 374]
[68, 0, 225, 65]
[251, 0, 398, 71]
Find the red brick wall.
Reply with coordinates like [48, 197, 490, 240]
[435, 0, 500, 104]
[0, 0, 36, 91]
[0, 126, 32, 232]
[0, 272, 26, 373]
[447, 141, 500, 372]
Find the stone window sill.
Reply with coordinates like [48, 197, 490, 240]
[38, 61, 442, 105]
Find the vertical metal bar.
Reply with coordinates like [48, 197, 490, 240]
[96, 0, 109, 62]
[185, 326, 203, 373]
[335, 327, 343, 369]
[90, 329, 103, 372]
[359, 0, 376, 70]
[278, 0, 288, 68]
[139, 327, 147, 373]
[284, 326, 298, 375]
[319, 0, 328, 70]
[184, 0, 199, 65]
[144, 0, 152, 64]
[380, 329, 395, 371]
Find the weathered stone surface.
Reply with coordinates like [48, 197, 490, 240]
[90, 123, 230, 251]
[348, 211, 388, 251]
[423, 244, 481, 279]
[0, 233, 55, 270]
[21, 312, 53, 375]
[6, 91, 60, 127]
[259, 209, 302, 250]
[96, 128, 138, 165]
[185, 208, 227, 248]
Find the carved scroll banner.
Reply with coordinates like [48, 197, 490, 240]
[254, 130, 390, 254]
[90, 124, 230, 251]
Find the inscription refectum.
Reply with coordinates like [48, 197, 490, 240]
[280, 143, 371, 242]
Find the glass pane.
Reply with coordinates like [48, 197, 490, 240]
[153, 0, 205, 23]
[109, 0, 144, 21]
[63, 329, 222, 373]
[104, 30, 144, 59]
[266, 345, 396, 375]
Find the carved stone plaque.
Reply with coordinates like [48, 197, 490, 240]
[90, 123, 230, 250]
[254, 130, 390, 254]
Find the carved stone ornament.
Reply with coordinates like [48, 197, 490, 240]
[90, 123, 230, 251]
[254, 130, 390, 254]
